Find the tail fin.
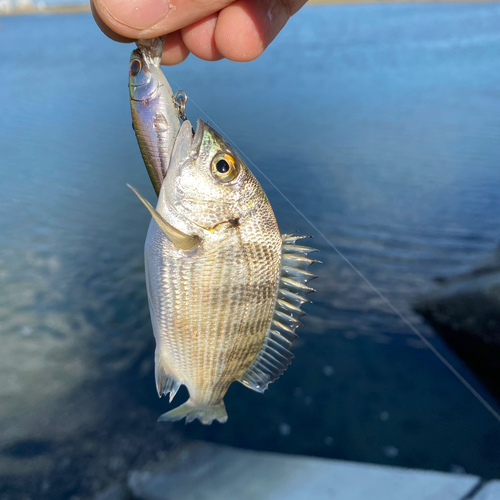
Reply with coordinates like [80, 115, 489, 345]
[158, 399, 228, 425]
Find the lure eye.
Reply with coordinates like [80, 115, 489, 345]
[129, 59, 142, 77]
[211, 153, 239, 183]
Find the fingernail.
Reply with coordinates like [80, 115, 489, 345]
[102, 0, 170, 30]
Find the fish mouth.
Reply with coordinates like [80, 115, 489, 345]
[165, 119, 206, 178]
[191, 120, 205, 157]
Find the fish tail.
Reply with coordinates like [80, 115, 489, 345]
[158, 399, 228, 425]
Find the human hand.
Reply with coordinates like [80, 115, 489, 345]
[91, 0, 308, 65]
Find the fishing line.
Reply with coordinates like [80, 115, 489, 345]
[165, 74, 500, 425]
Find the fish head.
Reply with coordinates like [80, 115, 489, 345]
[160, 120, 266, 230]
[129, 37, 165, 102]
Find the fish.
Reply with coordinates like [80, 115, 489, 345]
[129, 37, 181, 196]
[129, 117, 318, 425]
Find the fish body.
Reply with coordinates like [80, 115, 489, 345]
[129, 37, 180, 196]
[139, 120, 317, 424]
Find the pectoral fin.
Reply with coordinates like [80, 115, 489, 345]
[127, 184, 200, 251]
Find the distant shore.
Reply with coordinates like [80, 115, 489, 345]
[0, 4, 90, 16]
[1, 0, 499, 18]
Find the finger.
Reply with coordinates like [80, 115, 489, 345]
[181, 13, 223, 62]
[92, 0, 233, 41]
[215, 0, 307, 62]
[91, 0, 135, 42]
[161, 30, 191, 65]
[93, 0, 189, 64]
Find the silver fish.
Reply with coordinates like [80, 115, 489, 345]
[129, 37, 180, 196]
[129, 119, 318, 425]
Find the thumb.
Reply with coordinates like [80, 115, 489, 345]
[92, 0, 170, 36]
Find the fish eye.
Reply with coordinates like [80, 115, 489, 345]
[211, 153, 239, 183]
[216, 160, 229, 173]
[129, 59, 142, 77]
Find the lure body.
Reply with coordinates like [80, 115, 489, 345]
[129, 37, 180, 196]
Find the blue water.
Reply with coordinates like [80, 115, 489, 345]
[1, 4, 500, 497]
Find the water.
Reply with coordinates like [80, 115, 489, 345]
[1, 4, 500, 497]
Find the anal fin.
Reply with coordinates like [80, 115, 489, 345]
[155, 350, 181, 402]
[239, 232, 318, 394]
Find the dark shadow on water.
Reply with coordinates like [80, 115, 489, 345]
[2, 440, 54, 459]
[0, 341, 180, 500]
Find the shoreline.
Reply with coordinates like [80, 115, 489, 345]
[1, 0, 499, 18]
[0, 4, 90, 16]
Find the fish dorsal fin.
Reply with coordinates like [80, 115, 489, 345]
[238, 233, 319, 393]
[155, 350, 181, 403]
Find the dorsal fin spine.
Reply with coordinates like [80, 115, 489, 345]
[273, 309, 303, 329]
[269, 330, 294, 349]
[282, 266, 317, 278]
[260, 355, 282, 371]
[264, 348, 289, 368]
[265, 338, 292, 358]
[282, 233, 313, 243]
[280, 276, 316, 292]
[282, 254, 321, 267]
[272, 319, 296, 336]
[282, 244, 318, 254]
[277, 298, 306, 316]
[277, 298, 307, 318]
[256, 362, 275, 377]
[278, 288, 311, 306]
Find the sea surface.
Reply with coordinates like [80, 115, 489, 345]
[1, 3, 500, 498]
